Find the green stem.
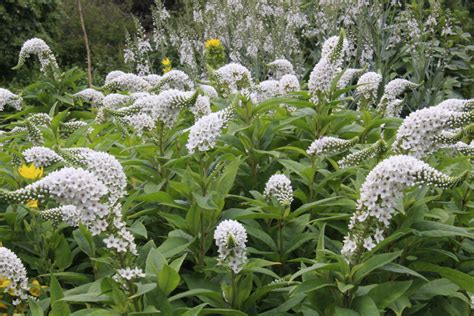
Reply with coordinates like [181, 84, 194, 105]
[231, 271, 238, 309]
[278, 217, 285, 274]
[198, 211, 205, 268]
[198, 154, 208, 268]
[159, 122, 165, 157]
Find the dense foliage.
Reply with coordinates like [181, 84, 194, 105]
[0, 1, 473, 316]
[0, 0, 154, 86]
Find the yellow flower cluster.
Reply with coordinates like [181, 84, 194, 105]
[29, 280, 45, 297]
[205, 38, 222, 49]
[204, 38, 225, 69]
[26, 200, 38, 208]
[161, 57, 172, 73]
[18, 163, 43, 180]
[0, 277, 11, 289]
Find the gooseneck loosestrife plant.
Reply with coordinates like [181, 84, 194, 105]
[0, 2, 473, 313]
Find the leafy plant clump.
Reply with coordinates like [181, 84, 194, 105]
[0, 8, 473, 316]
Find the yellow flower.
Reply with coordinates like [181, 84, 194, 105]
[161, 57, 172, 74]
[205, 38, 222, 49]
[161, 57, 171, 66]
[26, 200, 38, 208]
[29, 280, 42, 297]
[0, 302, 7, 310]
[18, 163, 43, 180]
[0, 277, 11, 288]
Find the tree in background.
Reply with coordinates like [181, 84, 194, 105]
[0, 0, 158, 86]
[0, 0, 61, 86]
[53, 0, 135, 85]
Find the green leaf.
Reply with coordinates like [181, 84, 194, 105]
[73, 224, 95, 257]
[387, 295, 411, 316]
[337, 280, 354, 293]
[412, 278, 459, 300]
[352, 295, 379, 316]
[333, 307, 359, 316]
[182, 303, 208, 316]
[368, 280, 412, 310]
[129, 283, 157, 299]
[38, 272, 93, 283]
[61, 293, 111, 302]
[214, 157, 241, 196]
[71, 309, 121, 316]
[168, 289, 217, 302]
[145, 248, 167, 276]
[259, 294, 305, 316]
[412, 221, 474, 238]
[158, 264, 180, 295]
[50, 274, 71, 316]
[245, 225, 277, 251]
[28, 298, 44, 316]
[54, 236, 73, 270]
[289, 263, 330, 282]
[128, 221, 148, 238]
[410, 262, 474, 292]
[352, 251, 402, 282]
[379, 263, 428, 281]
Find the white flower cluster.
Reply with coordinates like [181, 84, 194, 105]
[122, 113, 155, 136]
[130, 89, 197, 129]
[1, 168, 111, 233]
[152, 70, 194, 91]
[435, 99, 474, 112]
[251, 80, 280, 104]
[73, 89, 105, 106]
[263, 174, 293, 205]
[214, 219, 248, 273]
[377, 79, 417, 117]
[451, 141, 474, 156]
[215, 63, 253, 96]
[307, 136, 357, 156]
[105, 70, 126, 85]
[113, 267, 145, 282]
[186, 107, 233, 154]
[104, 73, 151, 92]
[142, 74, 162, 86]
[61, 120, 93, 136]
[21, 113, 51, 145]
[61, 148, 127, 203]
[23, 146, 64, 167]
[338, 140, 386, 168]
[308, 34, 349, 96]
[40, 205, 81, 227]
[16, 38, 58, 75]
[2, 167, 137, 257]
[251, 75, 300, 104]
[0, 247, 29, 301]
[382, 79, 418, 100]
[321, 35, 348, 58]
[28, 113, 51, 126]
[0, 88, 22, 111]
[190, 95, 212, 119]
[342, 155, 466, 260]
[198, 84, 218, 99]
[336, 68, 364, 90]
[393, 99, 474, 158]
[102, 205, 138, 254]
[279, 74, 300, 94]
[267, 59, 295, 80]
[356, 72, 382, 107]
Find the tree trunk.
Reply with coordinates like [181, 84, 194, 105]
[77, 0, 93, 86]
